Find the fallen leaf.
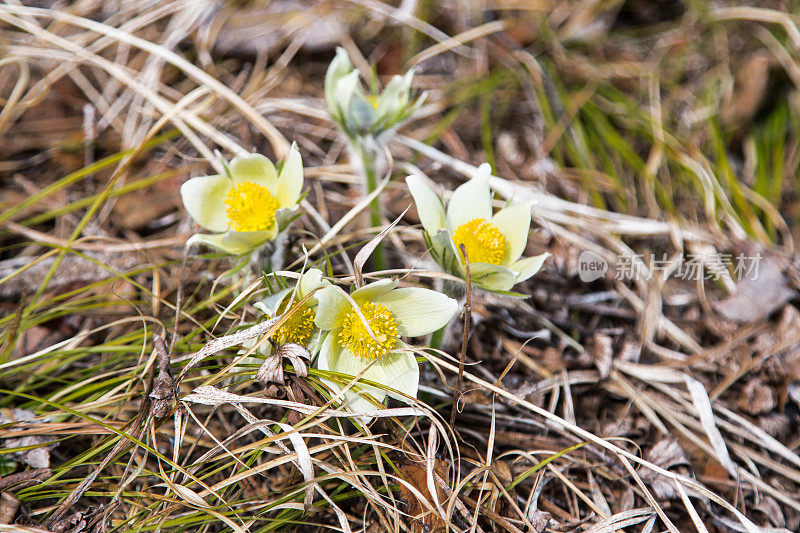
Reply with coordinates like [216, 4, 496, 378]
[738, 379, 774, 416]
[0, 492, 18, 525]
[713, 255, 795, 323]
[398, 458, 449, 533]
[0, 409, 57, 469]
[640, 438, 691, 499]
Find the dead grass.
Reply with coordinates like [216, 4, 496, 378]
[1, 1, 800, 532]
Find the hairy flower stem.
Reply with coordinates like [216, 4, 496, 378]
[248, 231, 286, 274]
[238, 232, 287, 296]
[353, 142, 386, 272]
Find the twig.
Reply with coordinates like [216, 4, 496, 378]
[450, 243, 471, 427]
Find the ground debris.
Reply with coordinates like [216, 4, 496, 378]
[149, 334, 175, 418]
[713, 254, 795, 323]
[0, 409, 56, 469]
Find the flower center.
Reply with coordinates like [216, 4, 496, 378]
[274, 306, 316, 346]
[224, 181, 279, 232]
[452, 218, 506, 265]
[338, 302, 399, 361]
[365, 94, 380, 109]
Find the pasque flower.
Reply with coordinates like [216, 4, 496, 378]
[324, 47, 423, 141]
[237, 269, 329, 377]
[406, 164, 549, 293]
[254, 268, 330, 350]
[180, 144, 303, 255]
[313, 279, 458, 413]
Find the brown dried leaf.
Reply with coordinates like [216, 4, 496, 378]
[738, 379, 774, 416]
[149, 334, 175, 418]
[721, 51, 771, 129]
[0, 492, 18, 525]
[111, 184, 180, 230]
[645, 438, 690, 470]
[398, 458, 449, 533]
[640, 438, 691, 500]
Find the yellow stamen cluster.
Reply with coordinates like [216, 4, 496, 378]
[224, 181, 279, 232]
[365, 94, 380, 109]
[452, 218, 506, 265]
[274, 306, 316, 346]
[338, 302, 399, 361]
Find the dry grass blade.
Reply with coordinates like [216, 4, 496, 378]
[3, 1, 798, 531]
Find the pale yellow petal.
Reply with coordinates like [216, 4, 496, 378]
[314, 285, 350, 330]
[406, 175, 446, 236]
[229, 153, 278, 190]
[492, 200, 534, 264]
[186, 230, 269, 255]
[180, 174, 231, 233]
[373, 288, 458, 337]
[510, 253, 550, 283]
[275, 142, 303, 207]
[446, 163, 492, 231]
[351, 278, 398, 304]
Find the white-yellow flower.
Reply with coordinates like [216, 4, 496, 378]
[324, 47, 423, 140]
[254, 268, 330, 350]
[313, 279, 458, 413]
[406, 164, 549, 293]
[237, 269, 329, 376]
[180, 144, 303, 255]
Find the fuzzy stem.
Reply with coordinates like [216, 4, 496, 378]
[354, 142, 386, 272]
[249, 231, 286, 276]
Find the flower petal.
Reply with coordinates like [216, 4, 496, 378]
[324, 47, 353, 109]
[229, 153, 278, 190]
[315, 331, 338, 371]
[469, 262, 517, 292]
[255, 287, 292, 317]
[376, 73, 409, 119]
[314, 285, 350, 330]
[297, 268, 325, 299]
[318, 341, 387, 406]
[510, 253, 550, 283]
[186, 230, 270, 255]
[276, 142, 303, 207]
[446, 163, 492, 231]
[375, 342, 420, 401]
[406, 175, 446, 237]
[327, 344, 368, 378]
[349, 344, 419, 403]
[274, 204, 300, 232]
[373, 287, 458, 337]
[425, 229, 450, 269]
[441, 230, 466, 273]
[330, 71, 360, 122]
[348, 92, 376, 132]
[180, 174, 231, 233]
[492, 200, 534, 264]
[351, 278, 398, 303]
